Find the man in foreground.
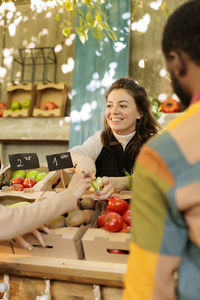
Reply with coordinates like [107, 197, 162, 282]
[123, 0, 200, 299]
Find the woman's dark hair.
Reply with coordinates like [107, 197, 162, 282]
[162, 0, 200, 65]
[101, 78, 160, 160]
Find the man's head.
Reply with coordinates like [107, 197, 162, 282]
[162, 0, 200, 108]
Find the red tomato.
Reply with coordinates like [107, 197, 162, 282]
[10, 177, 24, 186]
[108, 249, 125, 254]
[41, 101, 58, 111]
[108, 195, 128, 215]
[23, 178, 37, 188]
[120, 223, 131, 233]
[97, 213, 108, 227]
[11, 184, 24, 191]
[0, 102, 5, 117]
[161, 98, 180, 113]
[104, 206, 111, 213]
[103, 212, 123, 232]
[122, 209, 131, 226]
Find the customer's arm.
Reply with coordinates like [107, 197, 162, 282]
[123, 145, 187, 300]
[0, 173, 91, 241]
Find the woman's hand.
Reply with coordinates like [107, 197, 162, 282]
[13, 225, 50, 251]
[93, 177, 114, 201]
[67, 172, 93, 199]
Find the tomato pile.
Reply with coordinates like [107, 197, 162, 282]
[10, 177, 37, 191]
[97, 195, 131, 233]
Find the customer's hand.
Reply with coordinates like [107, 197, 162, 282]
[93, 177, 114, 201]
[14, 225, 50, 251]
[67, 172, 93, 199]
[71, 153, 96, 177]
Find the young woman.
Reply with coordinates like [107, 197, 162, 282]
[70, 78, 160, 199]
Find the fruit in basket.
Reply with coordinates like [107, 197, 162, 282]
[45, 215, 66, 229]
[26, 170, 39, 180]
[0, 102, 6, 117]
[23, 178, 37, 188]
[23, 99, 31, 108]
[161, 98, 180, 113]
[108, 249, 126, 254]
[80, 197, 95, 209]
[108, 195, 128, 215]
[11, 101, 22, 111]
[65, 210, 94, 227]
[35, 172, 47, 182]
[103, 212, 123, 232]
[11, 184, 24, 191]
[97, 212, 109, 227]
[6, 201, 30, 207]
[11, 170, 26, 179]
[41, 101, 58, 111]
[10, 177, 24, 186]
[122, 209, 131, 226]
[120, 223, 131, 233]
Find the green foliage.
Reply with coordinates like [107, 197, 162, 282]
[45, 0, 117, 44]
[131, 0, 178, 21]
[123, 169, 134, 191]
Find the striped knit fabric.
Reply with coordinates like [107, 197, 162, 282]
[123, 100, 200, 300]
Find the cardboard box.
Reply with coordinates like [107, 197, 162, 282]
[81, 191, 131, 264]
[0, 188, 46, 206]
[82, 228, 130, 264]
[33, 82, 68, 117]
[3, 83, 36, 117]
[13, 227, 86, 259]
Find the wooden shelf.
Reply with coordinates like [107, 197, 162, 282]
[0, 254, 126, 287]
[0, 117, 70, 141]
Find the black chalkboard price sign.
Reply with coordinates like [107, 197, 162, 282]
[9, 153, 40, 171]
[46, 152, 73, 172]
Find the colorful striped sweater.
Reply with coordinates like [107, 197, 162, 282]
[123, 100, 200, 300]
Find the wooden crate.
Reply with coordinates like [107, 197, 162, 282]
[33, 82, 68, 117]
[3, 83, 36, 117]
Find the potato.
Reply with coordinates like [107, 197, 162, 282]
[84, 210, 94, 224]
[65, 210, 86, 227]
[67, 207, 79, 215]
[45, 215, 66, 229]
[80, 197, 95, 210]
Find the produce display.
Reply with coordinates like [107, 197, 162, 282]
[97, 195, 131, 233]
[41, 101, 58, 111]
[9, 169, 47, 191]
[161, 97, 180, 113]
[10, 99, 31, 112]
[150, 96, 180, 119]
[45, 196, 96, 229]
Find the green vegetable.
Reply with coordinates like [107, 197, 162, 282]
[90, 177, 103, 193]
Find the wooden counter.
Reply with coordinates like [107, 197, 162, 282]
[0, 254, 126, 299]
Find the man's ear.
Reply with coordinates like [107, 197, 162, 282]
[168, 50, 187, 77]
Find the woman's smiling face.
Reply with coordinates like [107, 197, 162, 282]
[105, 88, 141, 135]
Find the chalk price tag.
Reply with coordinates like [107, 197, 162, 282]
[46, 152, 73, 172]
[8, 153, 40, 171]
